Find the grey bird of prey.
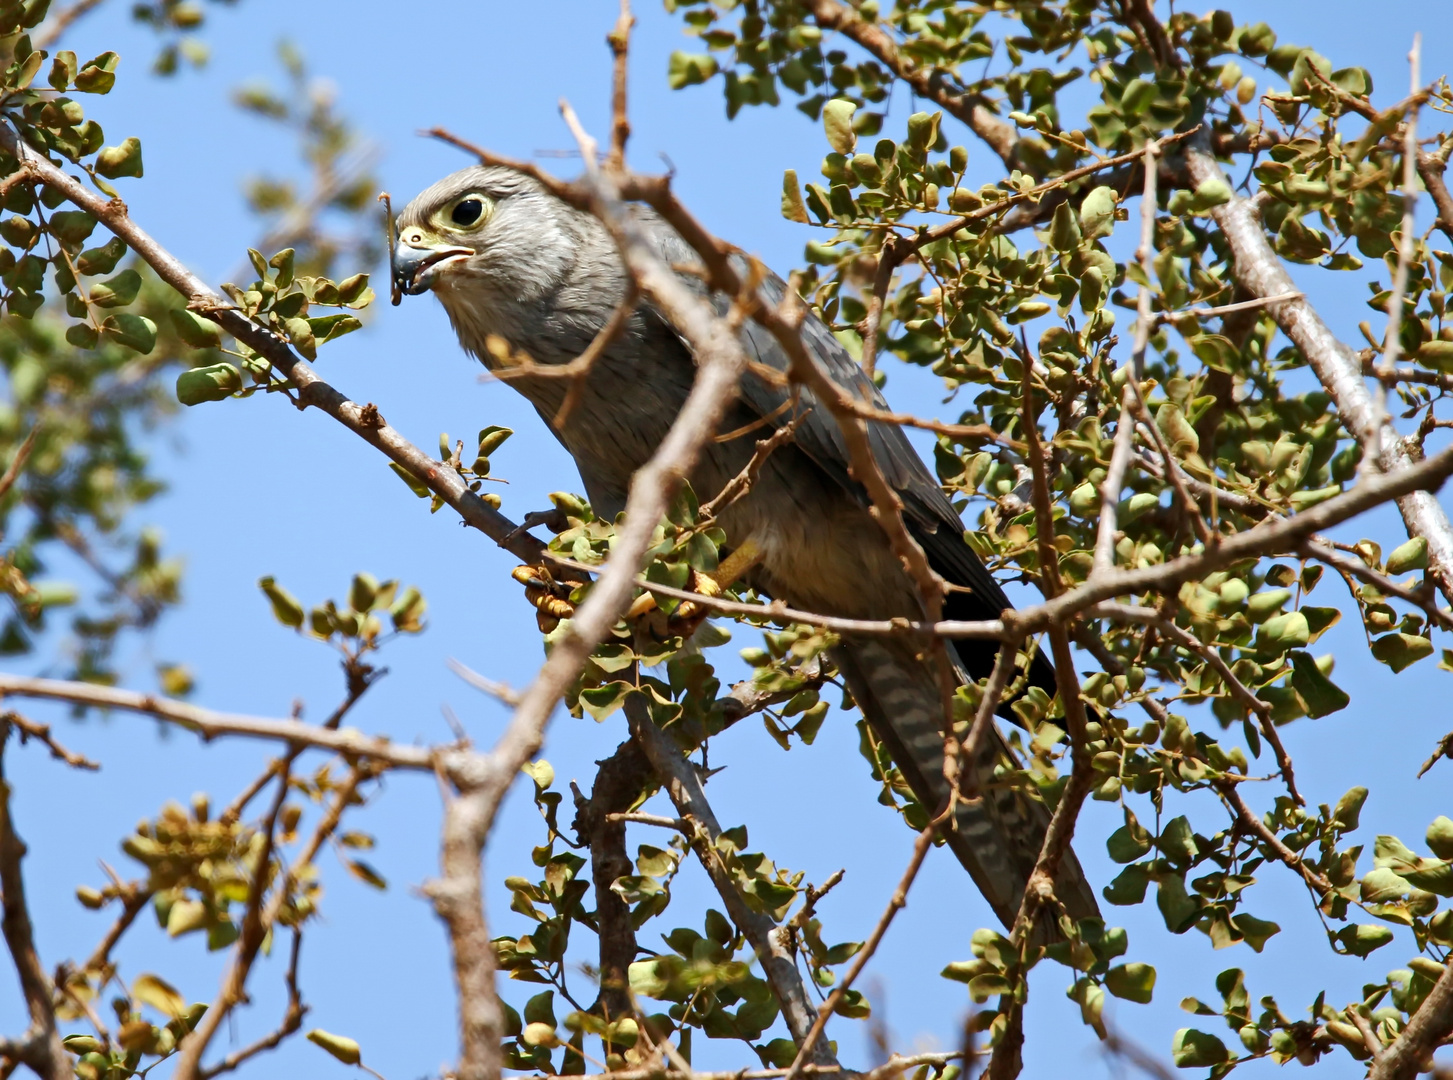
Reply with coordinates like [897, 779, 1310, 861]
[393, 165, 1099, 934]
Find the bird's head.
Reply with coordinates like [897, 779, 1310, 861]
[392, 165, 587, 319]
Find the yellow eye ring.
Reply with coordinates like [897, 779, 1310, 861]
[442, 195, 490, 230]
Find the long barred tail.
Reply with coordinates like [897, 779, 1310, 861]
[833, 637, 1100, 941]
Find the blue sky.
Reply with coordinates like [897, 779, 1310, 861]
[4, 2, 1453, 1078]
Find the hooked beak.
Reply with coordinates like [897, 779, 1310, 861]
[393, 240, 475, 296]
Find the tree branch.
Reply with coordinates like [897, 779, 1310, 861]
[197, 929, 307, 1079]
[0, 722, 68, 1080]
[624, 695, 837, 1067]
[799, 0, 1020, 170]
[1367, 958, 1453, 1079]
[781, 819, 940, 1080]
[0, 122, 549, 571]
[572, 738, 653, 1027]
[1185, 136, 1453, 607]
[0, 673, 442, 770]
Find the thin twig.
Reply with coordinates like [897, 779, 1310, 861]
[0, 673, 443, 769]
[700, 412, 804, 520]
[1094, 138, 1161, 576]
[1348, 1007, 1386, 1064]
[448, 658, 523, 707]
[197, 930, 307, 1079]
[781, 816, 943, 1080]
[1372, 34, 1423, 465]
[1418, 732, 1453, 779]
[603, 811, 689, 832]
[0, 428, 38, 503]
[79, 881, 151, 975]
[2, 710, 97, 770]
[32, 0, 107, 49]
[1158, 291, 1303, 326]
[605, 0, 633, 172]
[554, 285, 639, 428]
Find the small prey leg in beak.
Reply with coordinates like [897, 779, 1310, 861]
[392, 226, 475, 296]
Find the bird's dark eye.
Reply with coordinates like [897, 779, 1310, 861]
[450, 198, 484, 227]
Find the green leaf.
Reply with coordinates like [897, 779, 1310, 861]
[95, 136, 143, 178]
[1386, 537, 1428, 574]
[1079, 186, 1118, 240]
[781, 169, 809, 223]
[75, 235, 126, 276]
[1359, 866, 1411, 903]
[1288, 650, 1350, 718]
[306, 312, 361, 344]
[667, 51, 718, 90]
[579, 681, 631, 721]
[258, 575, 304, 629]
[306, 1029, 361, 1066]
[1254, 610, 1309, 655]
[905, 111, 941, 152]
[1229, 913, 1280, 952]
[822, 99, 857, 154]
[1157, 816, 1199, 865]
[1331, 786, 1369, 831]
[388, 462, 429, 498]
[1049, 201, 1081, 252]
[1107, 817, 1151, 863]
[1105, 962, 1156, 1004]
[1157, 874, 1200, 933]
[74, 50, 118, 93]
[132, 973, 186, 1017]
[102, 313, 156, 354]
[170, 308, 221, 349]
[1427, 817, 1453, 861]
[175, 363, 241, 405]
[285, 317, 316, 359]
[89, 268, 141, 308]
[1103, 864, 1149, 906]
[1171, 1028, 1229, 1068]
[345, 858, 387, 889]
[269, 247, 296, 288]
[48, 49, 75, 90]
[1370, 633, 1434, 673]
[48, 210, 95, 245]
[1334, 923, 1394, 957]
[1192, 177, 1232, 209]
